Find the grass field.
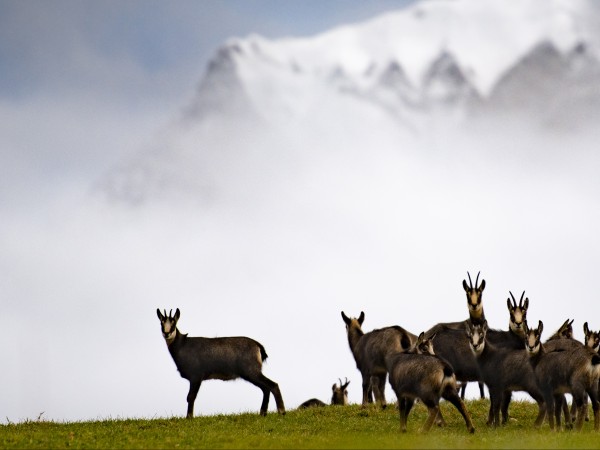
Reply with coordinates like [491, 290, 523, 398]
[2, 399, 599, 449]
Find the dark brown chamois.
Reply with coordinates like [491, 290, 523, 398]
[545, 321, 600, 424]
[524, 320, 600, 431]
[482, 291, 530, 422]
[341, 311, 416, 408]
[298, 378, 350, 408]
[386, 333, 475, 433]
[466, 321, 545, 428]
[157, 308, 286, 418]
[425, 271, 486, 400]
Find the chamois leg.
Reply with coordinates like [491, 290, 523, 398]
[557, 394, 572, 430]
[459, 382, 466, 400]
[186, 381, 201, 419]
[588, 386, 600, 431]
[544, 393, 556, 431]
[501, 391, 512, 425]
[435, 410, 447, 427]
[244, 373, 285, 416]
[442, 386, 475, 433]
[371, 374, 387, 409]
[487, 390, 501, 427]
[530, 391, 546, 428]
[398, 397, 413, 432]
[421, 401, 440, 433]
[573, 391, 587, 431]
[361, 375, 371, 406]
[478, 382, 485, 399]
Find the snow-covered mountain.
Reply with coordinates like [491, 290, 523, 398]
[99, 0, 600, 204]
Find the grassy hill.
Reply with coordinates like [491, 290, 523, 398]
[2, 399, 598, 449]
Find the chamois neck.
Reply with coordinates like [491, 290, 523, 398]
[347, 327, 364, 354]
[166, 328, 186, 349]
[469, 308, 485, 325]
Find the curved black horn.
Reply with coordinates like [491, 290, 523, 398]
[475, 271, 480, 289]
[509, 291, 517, 307]
[467, 272, 473, 289]
[519, 291, 525, 307]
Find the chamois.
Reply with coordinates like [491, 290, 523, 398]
[546, 321, 600, 424]
[482, 291, 530, 421]
[425, 272, 486, 400]
[524, 320, 600, 431]
[156, 308, 286, 418]
[386, 332, 475, 433]
[298, 378, 350, 408]
[466, 321, 545, 427]
[341, 311, 416, 408]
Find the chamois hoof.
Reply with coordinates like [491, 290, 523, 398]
[469, 426, 475, 434]
[260, 410, 268, 417]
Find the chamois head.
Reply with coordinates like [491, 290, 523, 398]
[524, 320, 543, 355]
[331, 378, 350, 405]
[157, 308, 180, 345]
[548, 318, 574, 341]
[583, 322, 600, 353]
[462, 271, 485, 318]
[341, 311, 364, 332]
[414, 332, 436, 356]
[466, 320, 488, 355]
[507, 291, 529, 336]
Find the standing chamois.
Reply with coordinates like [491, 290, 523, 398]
[425, 272, 487, 400]
[466, 320, 545, 428]
[544, 321, 600, 424]
[386, 331, 475, 433]
[156, 308, 286, 418]
[298, 378, 350, 408]
[524, 320, 600, 431]
[341, 311, 416, 408]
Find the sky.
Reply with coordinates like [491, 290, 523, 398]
[1, 0, 422, 423]
[2, 0, 600, 425]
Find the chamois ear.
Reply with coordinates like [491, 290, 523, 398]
[416, 332, 425, 345]
[483, 320, 488, 333]
[462, 279, 469, 292]
[538, 320, 544, 335]
[358, 311, 365, 325]
[506, 298, 512, 311]
[332, 383, 337, 392]
[341, 311, 351, 325]
[174, 308, 181, 322]
[584, 322, 590, 335]
[479, 279, 486, 291]
[157, 308, 164, 321]
[523, 298, 529, 310]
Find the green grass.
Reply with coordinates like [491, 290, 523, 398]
[2, 400, 598, 449]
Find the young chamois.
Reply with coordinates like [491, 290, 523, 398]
[524, 320, 600, 431]
[298, 378, 350, 408]
[425, 272, 487, 400]
[386, 332, 475, 433]
[341, 311, 416, 408]
[156, 308, 286, 418]
[466, 321, 545, 428]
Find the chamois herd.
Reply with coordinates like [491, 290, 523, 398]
[157, 272, 600, 433]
